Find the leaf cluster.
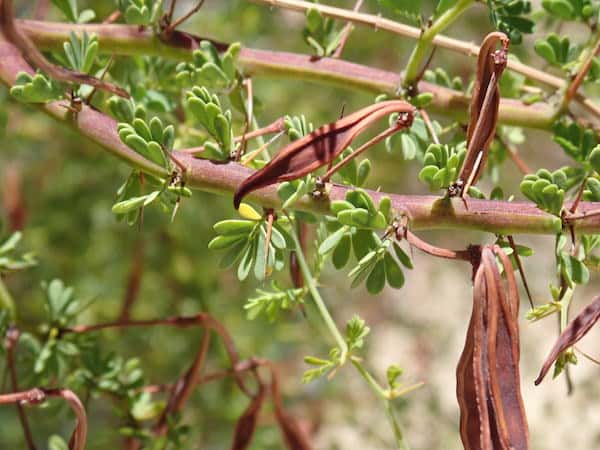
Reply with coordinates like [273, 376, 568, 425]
[209, 205, 292, 281]
[418, 142, 466, 191]
[176, 41, 240, 90]
[185, 87, 234, 161]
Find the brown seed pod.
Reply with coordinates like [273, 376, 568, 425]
[233, 100, 415, 208]
[457, 246, 529, 450]
[535, 294, 600, 385]
[454, 32, 509, 197]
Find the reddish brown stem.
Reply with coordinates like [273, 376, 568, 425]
[496, 133, 531, 175]
[419, 109, 439, 145]
[154, 329, 212, 436]
[4, 328, 36, 450]
[331, 0, 364, 59]
[162, 0, 205, 35]
[1, 163, 27, 231]
[404, 229, 474, 262]
[103, 10, 122, 24]
[0, 388, 87, 450]
[61, 314, 252, 396]
[118, 238, 144, 322]
[569, 175, 588, 214]
[235, 77, 254, 161]
[564, 40, 600, 107]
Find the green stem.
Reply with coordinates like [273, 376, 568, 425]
[403, 0, 474, 88]
[0, 276, 16, 320]
[384, 398, 411, 450]
[290, 225, 348, 359]
[350, 357, 388, 398]
[559, 287, 573, 333]
[291, 231, 411, 448]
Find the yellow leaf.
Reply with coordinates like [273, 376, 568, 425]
[238, 203, 262, 221]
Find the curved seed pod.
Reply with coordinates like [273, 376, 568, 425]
[535, 294, 600, 385]
[233, 100, 415, 208]
[456, 32, 509, 196]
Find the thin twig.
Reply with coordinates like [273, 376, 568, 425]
[496, 133, 531, 175]
[419, 109, 439, 144]
[84, 54, 115, 105]
[563, 38, 600, 108]
[0, 388, 88, 450]
[569, 175, 589, 214]
[118, 238, 144, 322]
[404, 229, 475, 262]
[4, 328, 36, 450]
[182, 118, 285, 155]
[61, 314, 253, 396]
[166, 0, 178, 23]
[33, 0, 49, 20]
[242, 130, 285, 166]
[331, 0, 364, 59]
[507, 235, 534, 309]
[102, 10, 121, 24]
[163, 0, 205, 35]
[154, 329, 212, 435]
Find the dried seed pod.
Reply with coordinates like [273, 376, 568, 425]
[233, 101, 415, 208]
[454, 32, 509, 197]
[230, 384, 267, 450]
[535, 294, 600, 385]
[271, 369, 314, 450]
[457, 246, 529, 450]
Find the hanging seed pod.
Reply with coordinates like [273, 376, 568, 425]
[230, 384, 267, 450]
[457, 245, 529, 450]
[535, 294, 600, 385]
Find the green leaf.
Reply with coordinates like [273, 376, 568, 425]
[589, 145, 600, 173]
[51, 0, 78, 22]
[48, 435, 69, 450]
[112, 191, 160, 214]
[319, 226, 348, 255]
[384, 253, 405, 289]
[332, 234, 352, 269]
[213, 220, 255, 236]
[393, 242, 413, 269]
[10, 72, 62, 103]
[366, 259, 386, 294]
[346, 315, 370, 351]
[386, 364, 404, 389]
